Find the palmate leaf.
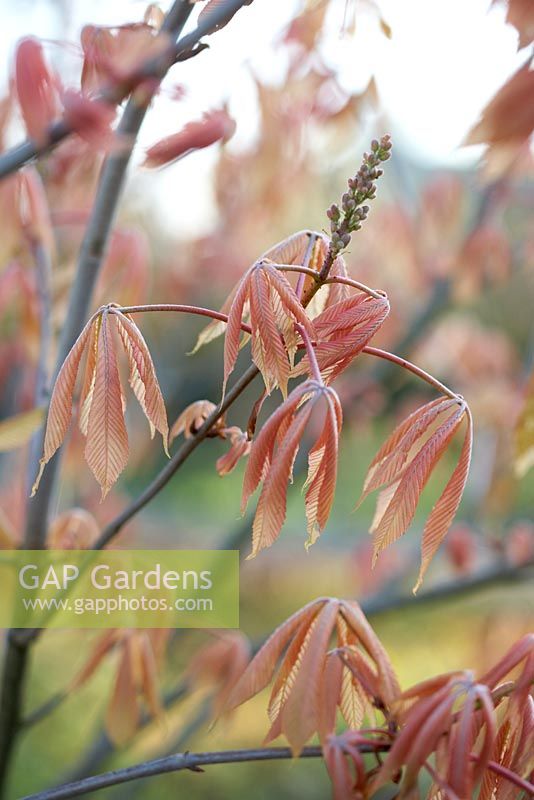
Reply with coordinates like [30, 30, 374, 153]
[190, 230, 347, 362]
[224, 597, 400, 755]
[358, 396, 473, 590]
[242, 380, 342, 557]
[84, 311, 129, 498]
[292, 292, 390, 384]
[32, 306, 168, 498]
[224, 260, 315, 397]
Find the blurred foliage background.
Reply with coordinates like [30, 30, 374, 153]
[0, 0, 532, 797]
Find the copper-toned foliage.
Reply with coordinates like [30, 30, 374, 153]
[242, 379, 342, 556]
[32, 306, 168, 498]
[497, 0, 534, 49]
[358, 396, 473, 590]
[14, 38, 58, 145]
[323, 730, 387, 800]
[61, 89, 116, 148]
[465, 61, 534, 175]
[371, 634, 534, 800]
[80, 22, 169, 94]
[292, 292, 390, 384]
[143, 109, 236, 168]
[185, 631, 251, 715]
[169, 399, 221, 444]
[224, 259, 315, 397]
[224, 597, 400, 755]
[72, 628, 169, 745]
[191, 231, 344, 361]
[14, 36, 116, 151]
[216, 426, 251, 476]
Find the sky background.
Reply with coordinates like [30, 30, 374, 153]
[0, 0, 528, 234]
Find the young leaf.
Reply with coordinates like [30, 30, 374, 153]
[170, 400, 220, 443]
[242, 380, 342, 556]
[84, 311, 129, 498]
[14, 38, 58, 144]
[359, 397, 472, 589]
[113, 311, 169, 454]
[224, 260, 315, 397]
[292, 293, 390, 384]
[225, 597, 399, 755]
[34, 306, 168, 498]
[414, 407, 473, 591]
[143, 109, 236, 168]
[216, 426, 251, 476]
[31, 317, 95, 495]
[191, 231, 333, 358]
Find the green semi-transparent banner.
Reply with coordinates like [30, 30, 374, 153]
[0, 550, 239, 629]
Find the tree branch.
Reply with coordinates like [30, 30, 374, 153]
[0, 1, 205, 791]
[0, 0, 253, 181]
[362, 346, 461, 400]
[19, 745, 387, 800]
[93, 362, 260, 549]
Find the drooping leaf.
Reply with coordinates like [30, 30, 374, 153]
[14, 37, 58, 144]
[224, 260, 315, 396]
[414, 408, 473, 591]
[113, 311, 169, 454]
[216, 426, 250, 476]
[32, 317, 94, 495]
[292, 292, 390, 384]
[143, 109, 235, 168]
[190, 231, 336, 358]
[34, 307, 168, 498]
[359, 396, 472, 589]
[242, 380, 342, 557]
[225, 597, 399, 755]
[84, 311, 129, 498]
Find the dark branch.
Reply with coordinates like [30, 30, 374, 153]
[19, 745, 385, 800]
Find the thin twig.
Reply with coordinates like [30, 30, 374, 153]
[295, 323, 322, 383]
[93, 362, 260, 549]
[18, 745, 389, 800]
[362, 346, 460, 400]
[115, 303, 252, 334]
[472, 755, 534, 796]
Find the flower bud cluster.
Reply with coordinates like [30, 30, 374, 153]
[326, 134, 392, 257]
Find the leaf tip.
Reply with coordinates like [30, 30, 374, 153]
[30, 460, 46, 497]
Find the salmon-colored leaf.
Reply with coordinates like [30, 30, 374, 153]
[14, 38, 58, 144]
[143, 109, 235, 168]
[32, 318, 94, 495]
[113, 310, 169, 454]
[84, 311, 129, 498]
[414, 408, 473, 591]
[243, 381, 342, 557]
